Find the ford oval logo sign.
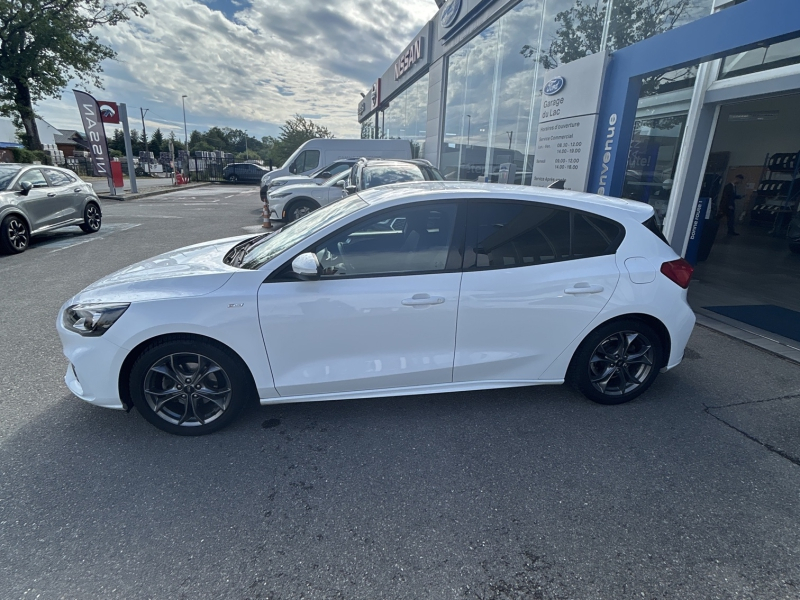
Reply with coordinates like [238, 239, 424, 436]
[440, 0, 462, 29]
[544, 76, 566, 96]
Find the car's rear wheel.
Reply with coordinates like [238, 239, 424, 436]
[569, 319, 663, 405]
[287, 199, 319, 222]
[228, 174, 238, 183]
[0, 214, 30, 254]
[129, 338, 252, 435]
[79, 202, 102, 234]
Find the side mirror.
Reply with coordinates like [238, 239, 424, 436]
[289, 162, 297, 174]
[335, 180, 346, 189]
[344, 185, 358, 195]
[291, 252, 321, 280]
[320, 172, 331, 179]
[20, 181, 33, 195]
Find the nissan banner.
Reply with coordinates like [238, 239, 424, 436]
[73, 90, 115, 192]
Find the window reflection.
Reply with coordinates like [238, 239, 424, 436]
[378, 74, 429, 158]
[721, 38, 800, 79]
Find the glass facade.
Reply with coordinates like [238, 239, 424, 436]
[441, 0, 546, 183]
[720, 38, 800, 79]
[378, 73, 429, 158]
[439, 0, 715, 184]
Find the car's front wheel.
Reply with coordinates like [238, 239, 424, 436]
[0, 214, 30, 254]
[569, 319, 663, 405]
[228, 174, 238, 183]
[129, 337, 253, 435]
[287, 199, 319, 222]
[79, 202, 102, 234]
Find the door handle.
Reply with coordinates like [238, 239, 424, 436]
[401, 294, 445, 306]
[565, 283, 604, 295]
[74, 188, 82, 193]
[47, 192, 56, 197]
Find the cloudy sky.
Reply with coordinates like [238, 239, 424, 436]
[37, 0, 439, 140]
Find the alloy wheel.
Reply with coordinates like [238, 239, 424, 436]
[588, 331, 654, 397]
[143, 353, 232, 426]
[7, 217, 28, 251]
[86, 205, 101, 231]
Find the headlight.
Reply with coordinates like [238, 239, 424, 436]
[63, 303, 130, 337]
[269, 181, 287, 189]
[270, 190, 292, 199]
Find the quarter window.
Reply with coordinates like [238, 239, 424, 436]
[313, 203, 459, 277]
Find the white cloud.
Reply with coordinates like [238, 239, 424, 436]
[36, 0, 438, 139]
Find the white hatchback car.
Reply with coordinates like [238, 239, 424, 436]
[268, 170, 349, 222]
[57, 183, 695, 435]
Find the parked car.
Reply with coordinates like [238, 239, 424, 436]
[57, 182, 695, 435]
[268, 159, 444, 222]
[223, 162, 270, 183]
[268, 170, 351, 222]
[0, 163, 102, 254]
[259, 139, 413, 190]
[260, 158, 357, 203]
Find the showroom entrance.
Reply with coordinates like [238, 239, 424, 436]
[689, 92, 800, 345]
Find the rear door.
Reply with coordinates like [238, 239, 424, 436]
[454, 200, 623, 382]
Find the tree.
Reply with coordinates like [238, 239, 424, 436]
[0, 0, 148, 150]
[271, 114, 333, 165]
[109, 128, 126, 153]
[148, 128, 164, 155]
[521, 0, 693, 94]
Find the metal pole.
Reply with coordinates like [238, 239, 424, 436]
[182, 95, 188, 152]
[119, 103, 138, 194]
[245, 130, 249, 160]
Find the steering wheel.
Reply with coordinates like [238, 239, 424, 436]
[336, 241, 357, 275]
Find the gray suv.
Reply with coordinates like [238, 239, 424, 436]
[0, 163, 102, 254]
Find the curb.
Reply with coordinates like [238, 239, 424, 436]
[97, 182, 214, 201]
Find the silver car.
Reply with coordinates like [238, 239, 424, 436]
[0, 163, 102, 254]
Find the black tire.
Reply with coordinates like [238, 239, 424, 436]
[228, 174, 238, 183]
[790, 243, 800, 255]
[135, 167, 145, 176]
[568, 318, 663, 405]
[286, 198, 319, 222]
[128, 337, 253, 436]
[0, 214, 30, 254]
[79, 202, 102, 234]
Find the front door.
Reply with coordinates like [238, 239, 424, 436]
[258, 202, 464, 397]
[454, 200, 622, 382]
[16, 168, 55, 230]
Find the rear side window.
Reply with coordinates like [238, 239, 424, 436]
[466, 201, 623, 270]
[44, 169, 75, 186]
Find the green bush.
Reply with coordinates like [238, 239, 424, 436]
[11, 148, 49, 164]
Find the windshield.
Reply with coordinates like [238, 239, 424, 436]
[362, 164, 425, 189]
[322, 171, 351, 187]
[0, 165, 23, 190]
[240, 194, 367, 270]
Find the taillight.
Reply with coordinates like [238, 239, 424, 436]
[660, 258, 693, 289]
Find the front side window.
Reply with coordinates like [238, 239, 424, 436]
[292, 150, 320, 174]
[0, 165, 23, 190]
[240, 194, 367, 270]
[18, 169, 48, 189]
[313, 203, 459, 278]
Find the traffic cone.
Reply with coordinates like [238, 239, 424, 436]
[262, 202, 272, 228]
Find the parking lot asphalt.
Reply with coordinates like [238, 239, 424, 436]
[1, 183, 799, 600]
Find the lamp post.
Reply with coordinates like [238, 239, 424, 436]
[181, 95, 188, 153]
[245, 129, 249, 160]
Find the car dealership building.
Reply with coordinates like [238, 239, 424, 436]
[358, 0, 800, 353]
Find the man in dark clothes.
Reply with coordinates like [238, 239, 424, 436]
[719, 174, 744, 236]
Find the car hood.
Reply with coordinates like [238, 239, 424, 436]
[69, 234, 252, 304]
[270, 175, 315, 187]
[270, 181, 324, 196]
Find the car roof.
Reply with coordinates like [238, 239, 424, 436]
[356, 181, 654, 222]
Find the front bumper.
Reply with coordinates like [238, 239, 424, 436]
[57, 311, 128, 410]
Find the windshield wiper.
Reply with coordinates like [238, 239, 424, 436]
[224, 234, 269, 267]
[235, 231, 281, 267]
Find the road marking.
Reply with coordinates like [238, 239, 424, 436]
[44, 223, 141, 253]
